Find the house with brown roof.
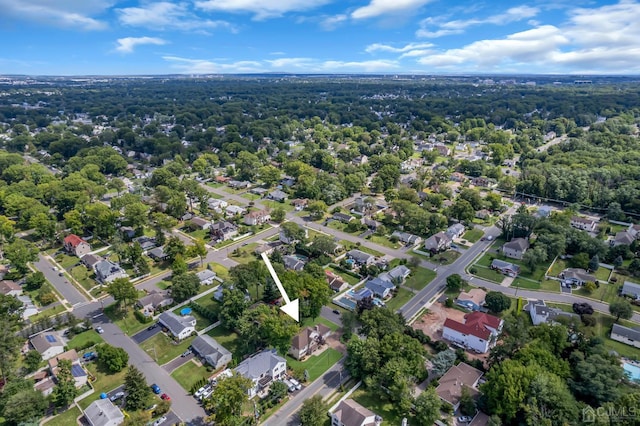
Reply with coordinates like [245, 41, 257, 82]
[292, 198, 308, 211]
[331, 399, 382, 426]
[289, 324, 332, 360]
[63, 234, 91, 258]
[326, 271, 348, 293]
[136, 290, 173, 313]
[243, 209, 271, 226]
[48, 349, 88, 388]
[456, 288, 486, 311]
[30, 332, 65, 360]
[0, 280, 22, 296]
[442, 311, 503, 353]
[436, 362, 483, 411]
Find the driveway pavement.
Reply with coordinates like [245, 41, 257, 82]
[132, 324, 162, 344]
[34, 254, 88, 306]
[163, 352, 194, 373]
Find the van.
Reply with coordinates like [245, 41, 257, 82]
[282, 379, 296, 392]
[289, 378, 302, 390]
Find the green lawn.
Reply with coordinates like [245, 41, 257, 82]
[354, 245, 384, 257]
[171, 360, 212, 392]
[337, 240, 384, 257]
[262, 200, 295, 212]
[574, 282, 621, 304]
[327, 266, 361, 286]
[300, 316, 340, 332]
[78, 363, 128, 409]
[172, 306, 215, 330]
[385, 288, 414, 311]
[476, 252, 549, 282]
[192, 293, 222, 312]
[187, 229, 208, 240]
[29, 304, 67, 322]
[351, 387, 406, 426]
[431, 250, 461, 265]
[404, 267, 436, 292]
[549, 259, 568, 277]
[470, 265, 506, 283]
[594, 267, 612, 282]
[139, 333, 195, 365]
[103, 304, 150, 336]
[54, 253, 80, 270]
[70, 265, 98, 291]
[366, 234, 402, 249]
[229, 244, 259, 264]
[207, 326, 247, 360]
[44, 405, 81, 426]
[286, 348, 342, 382]
[208, 263, 230, 282]
[462, 228, 484, 243]
[241, 193, 261, 201]
[66, 330, 103, 351]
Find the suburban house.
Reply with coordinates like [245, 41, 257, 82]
[250, 187, 268, 197]
[391, 231, 422, 246]
[490, 259, 520, 277]
[292, 198, 308, 211]
[267, 189, 288, 202]
[333, 212, 355, 223]
[190, 335, 232, 369]
[0, 280, 21, 296]
[612, 231, 635, 247]
[189, 216, 212, 231]
[48, 349, 88, 388]
[137, 290, 173, 313]
[93, 259, 128, 284]
[525, 300, 579, 326]
[378, 265, 411, 284]
[254, 241, 284, 256]
[279, 225, 307, 244]
[210, 221, 238, 241]
[80, 253, 103, 270]
[63, 234, 91, 258]
[434, 143, 451, 156]
[621, 281, 640, 299]
[283, 255, 306, 272]
[147, 247, 169, 261]
[352, 155, 368, 166]
[442, 311, 503, 354]
[158, 311, 197, 341]
[436, 363, 483, 411]
[243, 210, 271, 226]
[289, 324, 332, 360]
[84, 398, 125, 426]
[234, 349, 287, 399]
[446, 223, 466, 240]
[423, 231, 452, 253]
[456, 288, 486, 311]
[30, 332, 65, 360]
[629, 224, 640, 239]
[134, 236, 157, 252]
[502, 238, 529, 260]
[560, 268, 596, 286]
[208, 198, 229, 212]
[326, 270, 348, 293]
[196, 269, 218, 285]
[364, 277, 396, 299]
[570, 216, 597, 232]
[331, 399, 382, 426]
[224, 205, 246, 216]
[228, 180, 251, 189]
[346, 249, 375, 266]
[610, 324, 640, 349]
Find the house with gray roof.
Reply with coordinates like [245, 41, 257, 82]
[610, 323, 640, 349]
[346, 249, 375, 266]
[525, 300, 579, 326]
[158, 311, 196, 340]
[621, 281, 640, 299]
[196, 269, 218, 285]
[490, 259, 520, 277]
[137, 290, 173, 313]
[612, 231, 635, 246]
[267, 189, 288, 202]
[211, 220, 238, 241]
[391, 231, 422, 246]
[84, 398, 124, 426]
[423, 231, 452, 253]
[235, 349, 287, 398]
[93, 259, 128, 284]
[30, 332, 65, 360]
[502, 238, 529, 260]
[190, 335, 232, 369]
[378, 265, 411, 284]
[365, 278, 395, 299]
[560, 268, 596, 286]
[283, 255, 306, 272]
[331, 399, 381, 426]
[446, 223, 466, 240]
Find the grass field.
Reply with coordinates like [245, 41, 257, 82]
[366, 234, 402, 249]
[286, 348, 342, 382]
[431, 250, 461, 265]
[192, 293, 222, 312]
[207, 326, 247, 360]
[208, 263, 230, 281]
[511, 278, 560, 293]
[385, 288, 414, 311]
[404, 267, 436, 292]
[172, 306, 215, 331]
[351, 387, 406, 426]
[70, 265, 98, 291]
[66, 330, 103, 351]
[300, 316, 340, 332]
[44, 406, 81, 426]
[103, 304, 149, 336]
[462, 228, 484, 243]
[139, 333, 195, 365]
[326, 266, 361, 286]
[171, 360, 211, 392]
[471, 265, 506, 283]
[78, 363, 127, 409]
[229, 244, 259, 264]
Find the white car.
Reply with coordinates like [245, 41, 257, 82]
[95, 326, 104, 334]
[153, 415, 167, 426]
[289, 378, 302, 390]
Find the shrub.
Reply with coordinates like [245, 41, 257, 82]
[133, 310, 152, 323]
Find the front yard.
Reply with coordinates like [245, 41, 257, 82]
[385, 288, 414, 311]
[462, 228, 484, 243]
[366, 234, 402, 249]
[229, 244, 259, 264]
[66, 330, 103, 351]
[139, 333, 195, 365]
[430, 250, 461, 265]
[103, 304, 149, 336]
[78, 362, 128, 409]
[350, 387, 406, 426]
[326, 265, 362, 286]
[511, 278, 560, 293]
[470, 265, 505, 283]
[171, 360, 212, 392]
[286, 348, 342, 382]
[404, 267, 436, 292]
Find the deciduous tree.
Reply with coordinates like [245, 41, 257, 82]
[298, 395, 326, 426]
[609, 299, 633, 322]
[51, 359, 78, 407]
[98, 343, 129, 373]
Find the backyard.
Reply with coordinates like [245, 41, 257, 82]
[475, 252, 549, 282]
[44, 406, 81, 426]
[171, 360, 212, 392]
[286, 348, 342, 382]
[103, 304, 149, 336]
[385, 288, 414, 311]
[366, 234, 402, 250]
[207, 326, 248, 361]
[78, 362, 128, 409]
[300, 316, 340, 332]
[404, 267, 436, 292]
[172, 305, 215, 331]
[326, 265, 362, 286]
[139, 333, 195, 365]
[350, 387, 406, 426]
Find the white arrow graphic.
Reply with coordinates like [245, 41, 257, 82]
[260, 252, 299, 322]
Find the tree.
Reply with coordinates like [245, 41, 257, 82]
[125, 366, 152, 411]
[485, 291, 512, 313]
[584, 281, 597, 294]
[268, 380, 288, 402]
[280, 222, 307, 243]
[306, 200, 327, 220]
[204, 372, 252, 423]
[570, 354, 624, 405]
[431, 349, 456, 377]
[522, 245, 548, 272]
[609, 299, 633, 322]
[0, 294, 24, 382]
[171, 254, 187, 276]
[51, 359, 78, 407]
[219, 287, 249, 330]
[38, 285, 57, 305]
[24, 272, 45, 291]
[0, 215, 15, 260]
[446, 274, 464, 292]
[171, 272, 200, 302]
[459, 385, 476, 416]
[107, 278, 137, 312]
[298, 395, 326, 426]
[23, 350, 42, 372]
[98, 343, 129, 373]
[123, 202, 149, 231]
[589, 254, 600, 272]
[164, 236, 185, 262]
[271, 207, 286, 223]
[413, 387, 441, 426]
[122, 410, 152, 426]
[341, 311, 358, 340]
[187, 238, 208, 267]
[258, 165, 281, 187]
[5, 239, 38, 274]
[3, 388, 47, 425]
[29, 212, 56, 243]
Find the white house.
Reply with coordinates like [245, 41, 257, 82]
[502, 238, 529, 260]
[423, 231, 452, 253]
[191, 335, 232, 369]
[525, 300, 579, 326]
[610, 324, 640, 349]
[63, 234, 92, 258]
[235, 349, 287, 399]
[243, 209, 271, 226]
[331, 399, 381, 426]
[0, 280, 22, 296]
[446, 223, 466, 240]
[196, 269, 218, 285]
[442, 311, 503, 354]
[84, 399, 125, 426]
[158, 311, 197, 340]
[570, 216, 597, 232]
[93, 260, 128, 284]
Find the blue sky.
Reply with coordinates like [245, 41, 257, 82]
[1, 0, 639, 75]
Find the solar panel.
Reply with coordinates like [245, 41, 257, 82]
[45, 335, 56, 343]
[71, 364, 86, 377]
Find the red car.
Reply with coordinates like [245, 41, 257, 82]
[160, 393, 170, 401]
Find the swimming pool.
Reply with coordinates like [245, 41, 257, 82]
[623, 363, 640, 381]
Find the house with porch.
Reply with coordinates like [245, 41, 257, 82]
[235, 349, 287, 399]
[63, 234, 91, 258]
[289, 324, 332, 360]
[442, 311, 503, 354]
[158, 311, 197, 341]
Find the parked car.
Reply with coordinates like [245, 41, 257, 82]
[458, 416, 473, 423]
[147, 324, 157, 331]
[151, 384, 161, 394]
[153, 416, 167, 426]
[83, 352, 97, 361]
[282, 379, 296, 392]
[160, 393, 170, 401]
[289, 378, 302, 390]
[110, 391, 125, 402]
[181, 349, 192, 357]
[95, 326, 104, 334]
[332, 309, 341, 315]
[486, 235, 494, 241]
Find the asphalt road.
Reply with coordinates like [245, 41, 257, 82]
[34, 254, 88, 306]
[320, 306, 343, 327]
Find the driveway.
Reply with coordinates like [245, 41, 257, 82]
[320, 306, 343, 327]
[163, 352, 194, 373]
[132, 324, 162, 344]
[34, 254, 88, 306]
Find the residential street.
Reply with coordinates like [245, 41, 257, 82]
[34, 254, 88, 306]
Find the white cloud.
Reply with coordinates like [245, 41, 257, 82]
[117, 2, 234, 32]
[318, 60, 400, 72]
[0, 0, 111, 30]
[417, 5, 539, 38]
[266, 57, 315, 69]
[320, 14, 348, 30]
[163, 56, 265, 73]
[194, 0, 332, 20]
[365, 42, 433, 53]
[351, 0, 434, 20]
[116, 37, 167, 54]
